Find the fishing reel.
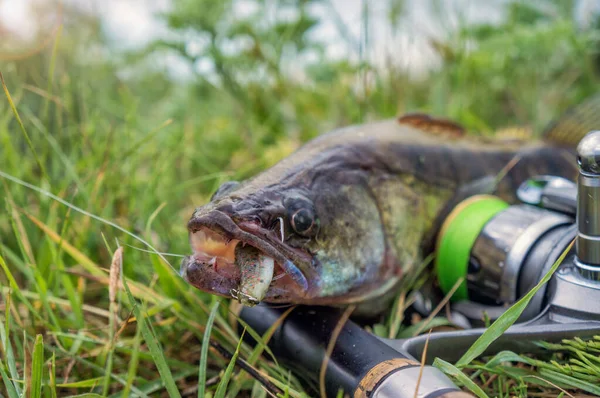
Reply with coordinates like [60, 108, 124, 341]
[238, 132, 600, 398]
[431, 177, 578, 326]
[385, 131, 600, 371]
[430, 133, 600, 328]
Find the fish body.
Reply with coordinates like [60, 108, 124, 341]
[181, 96, 599, 309]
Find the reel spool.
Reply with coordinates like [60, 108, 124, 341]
[435, 194, 574, 305]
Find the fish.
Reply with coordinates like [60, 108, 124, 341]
[180, 94, 600, 310]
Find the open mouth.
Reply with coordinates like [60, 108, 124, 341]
[181, 216, 313, 304]
[189, 228, 241, 279]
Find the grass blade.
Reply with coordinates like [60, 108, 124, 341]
[484, 350, 533, 368]
[22, 210, 104, 277]
[44, 343, 150, 398]
[398, 317, 453, 339]
[57, 377, 105, 388]
[21, 107, 87, 199]
[198, 300, 221, 398]
[0, 71, 49, 184]
[110, 369, 197, 398]
[103, 247, 122, 396]
[122, 275, 182, 398]
[1, 289, 22, 397]
[6, 199, 62, 332]
[214, 330, 245, 398]
[538, 368, 600, 395]
[23, 331, 29, 398]
[0, 170, 176, 274]
[18, 210, 173, 305]
[42, 25, 62, 120]
[31, 334, 44, 398]
[0, 358, 19, 398]
[433, 358, 488, 398]
[456, 239, 575, 367]
[234, 315, 280, 366]
[49, 353, 57, 398]
[122, 315, 143, 398]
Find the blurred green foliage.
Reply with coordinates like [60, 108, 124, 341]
[2, 0, 600, 396]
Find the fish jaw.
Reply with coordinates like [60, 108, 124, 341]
[180, 253, 239, 298]
[180, 208, 319, 303]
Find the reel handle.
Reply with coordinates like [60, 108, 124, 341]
[576, 131, 600, 278]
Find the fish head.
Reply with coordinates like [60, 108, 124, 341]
[181, 179, 320, 303]
[180, 171, 390, 305]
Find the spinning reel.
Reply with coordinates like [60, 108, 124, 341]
[238, 132, 600, 397]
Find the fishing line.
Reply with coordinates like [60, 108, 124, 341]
[120, 242, 186, 258]
[0, 170, 307, 300]
[0, 170, 184, 278]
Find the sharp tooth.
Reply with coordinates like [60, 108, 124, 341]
[277, 217, 285, 242]
[191, 230, 206, 253]
[192, 229, 238, 263]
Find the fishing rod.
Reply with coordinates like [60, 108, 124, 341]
[239, 131, 600, 397]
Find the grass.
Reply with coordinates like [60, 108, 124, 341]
[3, 0, 600, 397]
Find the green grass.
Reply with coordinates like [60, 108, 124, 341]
[3, 0, 600, 397]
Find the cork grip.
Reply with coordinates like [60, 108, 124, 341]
[354, 358, 477, 398]
[354, 358, 419, 397]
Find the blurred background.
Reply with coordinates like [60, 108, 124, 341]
[3, 0, 600, 257]
[3, 1, 600, 396]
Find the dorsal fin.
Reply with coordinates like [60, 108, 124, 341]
[542, 93, 600, 147]
[397, 113, 465, 138]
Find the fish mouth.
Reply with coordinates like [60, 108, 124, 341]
[181, 210, 318, 303]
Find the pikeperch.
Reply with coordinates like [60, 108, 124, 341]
[180, 95, 600, 310]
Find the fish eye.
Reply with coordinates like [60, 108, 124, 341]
[291, 208, 316, 236]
